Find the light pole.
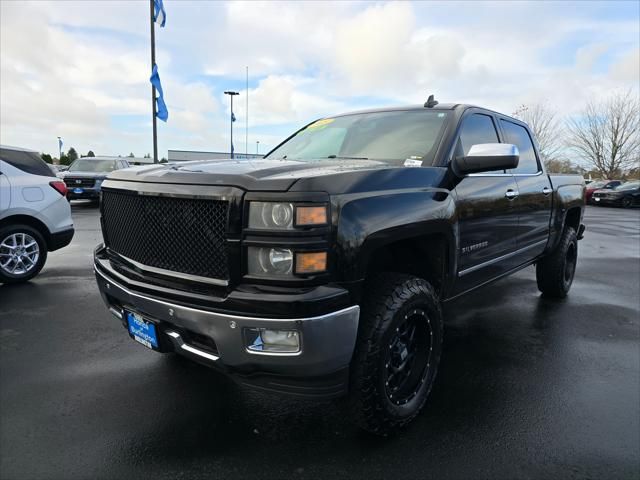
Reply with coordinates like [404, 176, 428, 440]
[256, 140, 260, 155]
[57, 136, 62, 164]
[224, 91, 239, 159]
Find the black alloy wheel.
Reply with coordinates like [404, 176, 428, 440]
[384, 308, 433, 406]
[348, 273, 443, 435]
[536, 226, 578, 298]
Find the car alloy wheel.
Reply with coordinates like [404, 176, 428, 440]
[384, 308, 433, 406]
[0, 232, 40, 275]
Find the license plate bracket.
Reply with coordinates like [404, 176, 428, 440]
[126, 311, 159, 349]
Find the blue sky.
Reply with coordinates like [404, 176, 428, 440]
[1, 1, 638, 158]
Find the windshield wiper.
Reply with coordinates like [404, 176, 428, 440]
[326, 155, 369, 160]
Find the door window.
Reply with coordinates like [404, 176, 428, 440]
[500, 120, 540, 174]
[456, 114, 500, 157]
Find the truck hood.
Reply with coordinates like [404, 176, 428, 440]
[106, 158, 449, 195]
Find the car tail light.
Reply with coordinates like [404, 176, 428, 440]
[49, 180, 67, 196]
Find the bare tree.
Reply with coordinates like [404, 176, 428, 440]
[566, 90, 640, 179]
[513, 103, 565, 169]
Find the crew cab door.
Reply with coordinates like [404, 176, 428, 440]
[452, 112, 520, 294]
[499, 118, 552, 262]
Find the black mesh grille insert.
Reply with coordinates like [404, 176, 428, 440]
[101, 189, 229, 280]
[64, 177, 96, 188]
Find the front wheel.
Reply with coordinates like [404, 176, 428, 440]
[622, 196, 633, 208]
[348, 274, 443, 435]
[0, 225, 48, 284]
[536, 226, 578, 298]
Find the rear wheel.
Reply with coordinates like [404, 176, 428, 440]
[622, 196, 633, 208]
[536, 226, 577, 298]
[348, 274, 443, 435]
[0, 224, 48, 284]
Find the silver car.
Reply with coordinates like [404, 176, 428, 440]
[0, 145, 74, 283]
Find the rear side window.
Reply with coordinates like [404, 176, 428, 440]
[457, 114, 499, 157]
[500, 120, 540, 174]
[0, 148, 54, 177]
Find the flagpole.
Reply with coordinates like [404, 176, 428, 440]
[230, 94, 234, 159]
[224, 91, 239, 159]
[245, 66, 249, 155]
[150, 0, 158, 164]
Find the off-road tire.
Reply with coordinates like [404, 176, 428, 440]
[0, 224, 48, 284]
[536, 226, 577, 298]
[348, 273, 443, 435]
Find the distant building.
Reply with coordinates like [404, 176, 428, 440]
[168, 149, 263, 162]
[82, 155, 155, 165]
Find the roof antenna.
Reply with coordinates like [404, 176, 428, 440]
[424, 94, 438, 108]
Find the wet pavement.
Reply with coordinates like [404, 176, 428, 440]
[1, 204, 638, 479]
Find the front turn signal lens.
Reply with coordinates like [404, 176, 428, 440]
[295, 251, 327, 274]
[295, 206, 327, 226]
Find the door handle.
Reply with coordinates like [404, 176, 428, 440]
[505, 189, 519, 200]
[542, 187, 552, 195]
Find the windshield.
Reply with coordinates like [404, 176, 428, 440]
[589, 181, 605, 189]
[616, 182, 639, 191]
[69, 159, 118, 172]
[266, 110, 450, 164]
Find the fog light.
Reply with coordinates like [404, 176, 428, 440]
[245, 328, 301, 353]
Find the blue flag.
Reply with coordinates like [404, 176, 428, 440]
[150, 64, 168, 122]
[153, 0, 166, 27]
[231, 112, 236, 123]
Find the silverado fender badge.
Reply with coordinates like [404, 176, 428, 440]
[462, 241, 489, 254]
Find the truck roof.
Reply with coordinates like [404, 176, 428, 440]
[329, 103, 523, 125]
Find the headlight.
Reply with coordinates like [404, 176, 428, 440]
[248, 202, 328, 230]
[249, 202, 295, 230]
[247, 247, 327, 277]
[247, 247, 294, 277]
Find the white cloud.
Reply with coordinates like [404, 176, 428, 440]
[230, 75, 345, 126]
[1, 0, 639, 158]
[610, 48, 640, 83]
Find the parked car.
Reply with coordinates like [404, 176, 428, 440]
[585, 180, 622, 203]
[93, 100, 585, 434]
[592, 181, 640, 208]
[0, 145, 74, 283]
[59, 157, 129, 203]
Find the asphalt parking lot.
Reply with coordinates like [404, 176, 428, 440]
[1, 204, 638, 480]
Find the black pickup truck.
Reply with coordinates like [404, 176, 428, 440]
[94, 99, 585, 434]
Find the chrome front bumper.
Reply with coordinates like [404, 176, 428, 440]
[94, 266, 360, 378]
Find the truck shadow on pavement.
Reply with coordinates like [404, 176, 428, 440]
[98, 274, 599, 469]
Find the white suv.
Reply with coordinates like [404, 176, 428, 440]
[0, 145, 74, 283]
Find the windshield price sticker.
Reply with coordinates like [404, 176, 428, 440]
[404, 158, 423, 167]
[307, 118, 335, 131]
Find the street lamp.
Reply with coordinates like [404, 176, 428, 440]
[256, 140, 260, 155]
[57, 136, 62, 164]
[224, 91, 239, 159]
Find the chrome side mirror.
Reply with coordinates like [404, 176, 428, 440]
[453, 143, 519, 175]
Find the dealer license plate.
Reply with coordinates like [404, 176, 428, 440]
[126, 311, 158, 349]
[594, 197, 600, 202]
[73, 187, 84, 194]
